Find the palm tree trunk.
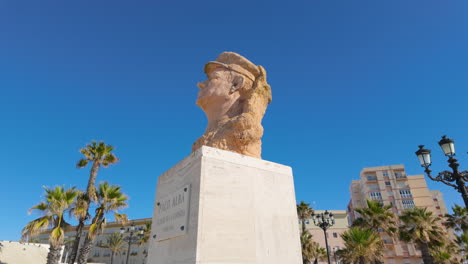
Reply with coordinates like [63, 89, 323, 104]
[77, 209, 104, 264]
[314, 258, 318, 264]
[359, 256, 365, 264]
[111, 251, 114, 264]
[302, 219, 306, 233]
[68, 216, 86, 264]
[70, 161, 99, 264]
[86, 161, 100, 201]
[47, 244, 62, 264]
[77, 235, 94, 264]
[419, 242, 434, 264]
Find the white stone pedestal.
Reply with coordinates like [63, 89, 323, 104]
[147, 146, 302, 264]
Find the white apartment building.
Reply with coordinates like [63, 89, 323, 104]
[34, 218, 151, 264]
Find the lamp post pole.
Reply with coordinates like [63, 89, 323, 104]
[415, 136, 468, 208]
[333, 247, 338, 264]
[312, 210, 335, 264]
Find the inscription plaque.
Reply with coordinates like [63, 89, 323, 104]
[154, 184, 190, 241]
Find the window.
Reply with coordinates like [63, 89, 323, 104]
[382, 171, 389, 177]
[390, 201, 395, 206]
[400, 189, 412, 198]
[401, 245, 409, 252]
[433, 198, 438, 201]
[387, 191, 394, 196]
[436, 206, 441, 210]
[93, 251, 100, 257]
[402, 200, 415, 209]
[333, 232, 338, 238]
[368, 183, 379, 190]
[385, 181, 391, 186]
[370, 192, 382, 200]
[305, 220, 310, 224]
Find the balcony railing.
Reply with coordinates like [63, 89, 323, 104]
[395, 173, 407, 179]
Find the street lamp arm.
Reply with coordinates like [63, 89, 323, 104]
[436, 171, 457, 182]
[424, 168, 458, 189]
[437, 178, 459, 190]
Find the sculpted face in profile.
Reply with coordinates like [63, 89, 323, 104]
[192, 52, 272, 159]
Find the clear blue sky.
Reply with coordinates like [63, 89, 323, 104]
[1, 0, 467, 241]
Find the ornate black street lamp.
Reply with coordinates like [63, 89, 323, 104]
[312, 210, 335, 264]
[415, 135, 468, 208]
[120, 223, 144, 264]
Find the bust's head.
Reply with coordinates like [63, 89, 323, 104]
[196, 52, 271, 129]
[193, 52, 272, 158]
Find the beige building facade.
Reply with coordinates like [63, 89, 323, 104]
[303, 210, 348, 264]
[34, 218, 152, 264]
[348, 165, 449, 264]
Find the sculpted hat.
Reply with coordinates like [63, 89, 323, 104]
[204, 52, 261, 82]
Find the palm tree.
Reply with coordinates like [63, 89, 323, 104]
[300, 230, 314, 264]
[445, 204, 468, 233]
[135, 221, 151, 262]
[336, 227, 384, 264]
[297, 201, 314, 233]
[309, 242, 327, 264]
[138, 221, 152, 246]
[352, 199, 397, 237]
[399, 207, 447, 264]
[455, 233, 468, 262]
[22, 186, 79, 264]
[69, 141, 118, 264]
[98, 232, 126, 264]
[430, 242, 460, 264]
[431, 250, 453, 264]
[77, 182, 128, 264]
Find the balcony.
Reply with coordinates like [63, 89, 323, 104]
[394, 172, 406, 180]
[366, 175, 378, 182]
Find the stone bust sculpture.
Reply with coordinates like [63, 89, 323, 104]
[192, 52, 272, 159]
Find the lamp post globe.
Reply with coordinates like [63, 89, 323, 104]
[415, 145, 431, 168]
[439, 135, 455, 157]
